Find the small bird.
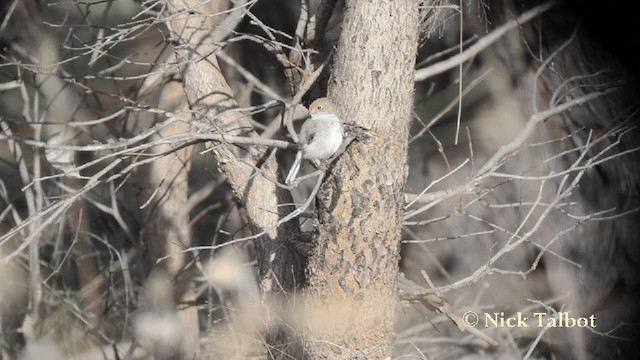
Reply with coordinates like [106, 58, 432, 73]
[286, 97, 344, 184]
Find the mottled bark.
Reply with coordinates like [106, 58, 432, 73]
[304, 1, 419, 358]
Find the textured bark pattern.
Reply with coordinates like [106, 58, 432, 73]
[305, 0, 419, 358]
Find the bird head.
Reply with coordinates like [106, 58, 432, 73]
[308, 97, 337, 115]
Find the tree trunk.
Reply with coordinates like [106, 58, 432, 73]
[304, 1, 419, 358]
[162, 0, 306, 356]
[134, 79, 199, 358]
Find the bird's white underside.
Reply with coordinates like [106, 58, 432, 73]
[301, 113, 343, 160]
[285, 112, 344, 185]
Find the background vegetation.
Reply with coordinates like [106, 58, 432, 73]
[1, 0, 638, 359]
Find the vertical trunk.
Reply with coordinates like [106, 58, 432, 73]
[135, 79, 199, 358]
[162, 0, 305, 356]
[305, 1, 419, 358]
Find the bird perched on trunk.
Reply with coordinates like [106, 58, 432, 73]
[286, 97, 344, 184]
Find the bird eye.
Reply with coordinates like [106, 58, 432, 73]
[316, 105, 323, 110]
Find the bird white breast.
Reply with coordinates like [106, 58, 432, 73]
[301, 113, 344, 160]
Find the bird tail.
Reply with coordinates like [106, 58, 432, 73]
[286, 151, 303, 185]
